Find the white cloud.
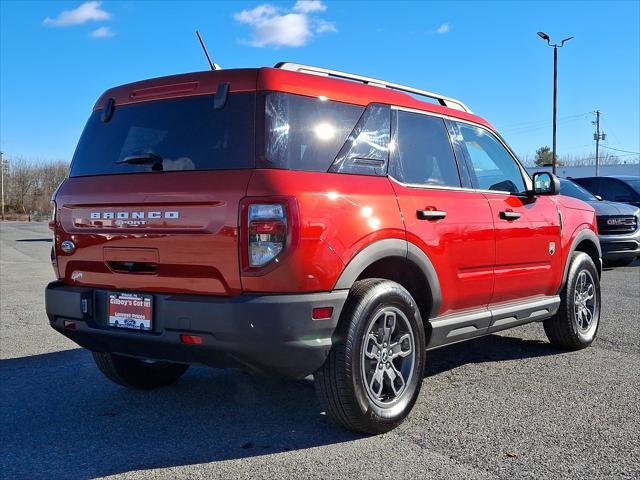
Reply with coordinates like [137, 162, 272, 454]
[43, 1, 111, 27]
[315, 19, 336, 33]
[293, 0, 327, 13]
[234, 4, 279, 24]
[234, 1, 334, 48]
[436, 23, 450, 34]
[90, 26, 115, 39]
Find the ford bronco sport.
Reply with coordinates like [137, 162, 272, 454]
[46, 63, 602, 434]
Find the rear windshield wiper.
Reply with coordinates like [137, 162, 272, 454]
[116, 152, 164, 171]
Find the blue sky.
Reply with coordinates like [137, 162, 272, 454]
[1, 0, 639, 163]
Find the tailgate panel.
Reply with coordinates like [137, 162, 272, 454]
[54, 171, 252, 296]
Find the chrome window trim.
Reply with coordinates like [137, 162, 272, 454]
[388, 175, 511, 195]
[391, 105, 533, 192]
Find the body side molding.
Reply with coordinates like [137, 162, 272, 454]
[427, 295, 560, 350]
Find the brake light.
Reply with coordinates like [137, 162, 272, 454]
[49, 200, 56, 231]
[240, 197, 299, 272]
[49, 200, 59, 275]
[248, 204, 287, 267]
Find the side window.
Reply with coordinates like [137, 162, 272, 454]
[390, 111, 461, 187]
[330, 104, 390, 176]
[574, 178, 599, 195]
[457, 123, 526, 194]
[600, 179, 633, 202]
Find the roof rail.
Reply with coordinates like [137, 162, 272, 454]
[274, 62, 472, 113]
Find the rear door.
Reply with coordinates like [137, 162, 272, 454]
[389, 109, 495, 317]
[454, 122, 562, 304]
[54, 92, 256, 296]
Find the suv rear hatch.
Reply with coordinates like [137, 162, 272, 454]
[53, 73, 257, 296]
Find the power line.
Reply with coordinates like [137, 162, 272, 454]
[504, 115, 592, 136]
[600, 145, 640, 155]
[501, 112, 590, 132]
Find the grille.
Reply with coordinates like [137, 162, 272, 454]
[597, 215, 638, 235]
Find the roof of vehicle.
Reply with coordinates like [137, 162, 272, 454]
[605, 175, 640, 180]
[93, 66, 494, 131]
[576, 175, 640, 181]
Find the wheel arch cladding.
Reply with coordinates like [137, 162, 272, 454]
[333, 238, 442, 320]
[563, 229, 602, 289]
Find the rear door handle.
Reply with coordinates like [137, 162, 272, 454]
[417, 210, 447, 221]
[499, 210, 521, 221]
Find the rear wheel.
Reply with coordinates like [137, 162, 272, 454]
[92, 352, 189, 389]
[315, 279, 425, 434]
[544, 252, 601, 349]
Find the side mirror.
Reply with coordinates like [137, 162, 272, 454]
[532, 172, 560, 196]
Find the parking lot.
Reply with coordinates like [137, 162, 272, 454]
[1, 221, 638, 479]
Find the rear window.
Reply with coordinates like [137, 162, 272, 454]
[625, 178, 640, 193]
[259, 92, 364, 172]
[70, 93, 255, 177]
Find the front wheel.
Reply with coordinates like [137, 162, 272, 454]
[92, 352, 189, 389]
[544, 252, 601, 349]
[315, 279, 426, 434]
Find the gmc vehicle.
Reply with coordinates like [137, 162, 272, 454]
[559, 178, 639, 267]
[46, 63, 602, 434]
[572, 175, 640, 209]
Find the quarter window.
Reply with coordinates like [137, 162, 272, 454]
[330, 104, 390, 175]
[390, 111, 461, 187]
[260, 93, 364, 172]
[457, 124, 525, 194]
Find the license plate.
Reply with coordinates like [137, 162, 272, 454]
[108, 292, 153, 331]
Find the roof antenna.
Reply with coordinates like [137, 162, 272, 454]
[196, 30, 219, 70]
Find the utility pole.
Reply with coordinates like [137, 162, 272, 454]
[1, 151, 5, 221]
[593, 111, 606, 176]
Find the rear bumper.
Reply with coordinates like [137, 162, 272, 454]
[600, 229, 640, 262]
[45, 281, 348, 378]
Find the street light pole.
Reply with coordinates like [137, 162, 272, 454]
[1, 151, 5, 221]
[552, 45, 558, 175]
[537, 32, 573, 175]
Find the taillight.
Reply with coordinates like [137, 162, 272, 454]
[49, 200, 56, 231]
[240, 197, 299, 272]
[248, 203, 287, 267]
[49, 200, 60, 278]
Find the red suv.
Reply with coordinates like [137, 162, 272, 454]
[46, 63, 602, 434]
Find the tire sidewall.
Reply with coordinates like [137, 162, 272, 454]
[566, 253, 601, 345]
[347, 282, 425, 424]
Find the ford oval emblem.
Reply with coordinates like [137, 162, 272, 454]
[61, 240, 76, 254]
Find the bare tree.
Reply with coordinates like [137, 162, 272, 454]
[8, 157, 36, 214]
[3, 156, 69, 218]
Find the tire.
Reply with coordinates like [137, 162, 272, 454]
[314, 279, 426, 434]
[544, 252, 601, 350]
[92, 352, 189, 389]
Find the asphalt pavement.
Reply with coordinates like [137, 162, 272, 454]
[1, 221, 638, 479]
